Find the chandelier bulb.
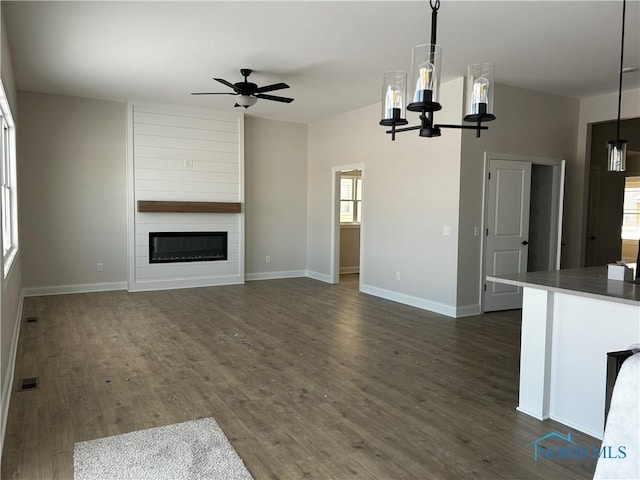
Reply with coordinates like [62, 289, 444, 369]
[384, 85, 402, 117]
[471, 76, 489, 113]
[413, 63, 435, 102]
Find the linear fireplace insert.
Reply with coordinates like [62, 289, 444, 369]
[149, 231, 228, 263]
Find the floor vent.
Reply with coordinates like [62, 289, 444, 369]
[18, 377, 39, 392]
[25, 316, 39, 323]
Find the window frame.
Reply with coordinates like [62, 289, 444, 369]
[339, 175, 362, 225]
[621, 176, 640, 241]
[0, 80, 18, 279]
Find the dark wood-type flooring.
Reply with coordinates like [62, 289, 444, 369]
[2, 275, 598, 479]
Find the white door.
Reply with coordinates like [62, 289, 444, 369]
[484, 159, 532, 311]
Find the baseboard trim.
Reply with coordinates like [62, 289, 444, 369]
[305, 270, 333, 284]
[22, 281, 128, 297]
[339, 266, 360, 274]
[1, 290, 24, 459]
[360, 283, 457, 318]
[128, 276, 243, 292]
[515, 406, 547, 421]
[549, 413, 603, 441]
[245, 270, 307, 281]
[455, 303, 481, 317]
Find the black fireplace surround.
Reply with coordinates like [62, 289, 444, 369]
[149, 231, 228, 263]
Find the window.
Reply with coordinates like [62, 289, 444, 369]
[0, 81, 17, 277]
[621, 176, 640, 241]
[340, 175, 362, 224]
[621, 176, 640, 264]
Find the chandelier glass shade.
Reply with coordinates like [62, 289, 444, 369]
[408, 44, 442, 113]
[380, 71, 409, 127]
[464, 63, 496, 122]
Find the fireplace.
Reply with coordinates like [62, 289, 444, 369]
[149, 232, 228, 264]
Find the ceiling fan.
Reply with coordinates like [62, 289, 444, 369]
[191, 68, 294, 109]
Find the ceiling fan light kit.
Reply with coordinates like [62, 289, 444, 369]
[235, 95, 257, 107]
[380, 0, 496, 141]
[191, 68, 294, 109]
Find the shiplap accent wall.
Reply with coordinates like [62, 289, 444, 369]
[127, 103, 244, 291]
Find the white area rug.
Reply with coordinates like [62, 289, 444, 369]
[74, 417, 254, 480]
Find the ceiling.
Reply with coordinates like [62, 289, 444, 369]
[3, 1, 640, 124]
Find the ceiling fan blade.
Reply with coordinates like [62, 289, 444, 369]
[255, 93, 294, 103]
[191, 92, 235, 95]
[253, 82, 290, 94]
[213, 78, 236, 89]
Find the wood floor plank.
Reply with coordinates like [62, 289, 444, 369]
[2, 276, 598, 479]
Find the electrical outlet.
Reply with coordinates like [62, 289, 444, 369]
[97, 263, 104, 272]
[183, 159, 194, 168]
[396, 272, 401, 281]
[474, 226, 480, 237]
[266, 256, 271, 263]
[443, 226, 451, 236]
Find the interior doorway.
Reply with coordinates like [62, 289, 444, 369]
[482, 153, 565, 312]
[621, 176, 640, 264]
[584, 118, 640, 267]
[330, 164, 364, 285]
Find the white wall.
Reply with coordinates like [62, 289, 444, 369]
[18, 92, 127, 293]
[308, 78, 464, 316]
[457, 84, 580, 310]
[244, 116, 307, 280]
[573, 87, 640, 268]
[0, 8, 16, 112]
[17, 94, 311, 291]
[0, 3, 22, 456]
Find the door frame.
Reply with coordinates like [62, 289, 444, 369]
[585, 166, 601, 266]
[330, 164, 365, 285]
[480, 152, 565, 312]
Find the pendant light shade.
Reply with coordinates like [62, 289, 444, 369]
[608, 140, 628, 172]
[408, 44, 442, 112]
[607, 0, 628, 172]
[380, 71, 409, 126]
[464, 63, 496, 122]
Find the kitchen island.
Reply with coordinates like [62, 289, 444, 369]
[487, 267, 640, 439]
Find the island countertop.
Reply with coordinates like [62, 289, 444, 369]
[486, 266, 640, 306]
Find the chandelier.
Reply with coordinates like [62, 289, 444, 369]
[380, 0, 496, 141]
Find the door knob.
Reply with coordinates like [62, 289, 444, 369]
[521, 240, 529, 245]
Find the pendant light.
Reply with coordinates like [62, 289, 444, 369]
[380, 0, 496, 141]
[608, 0, 628, 172]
